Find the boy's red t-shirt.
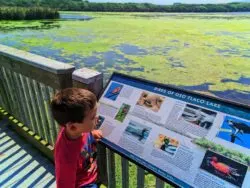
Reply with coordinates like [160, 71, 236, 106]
[55, 127, 98, 188]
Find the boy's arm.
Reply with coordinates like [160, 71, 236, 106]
[56, 161, 78, 188]
[91, 129, 103, 141]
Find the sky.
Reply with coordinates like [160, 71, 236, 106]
[89, 0, 250, 5]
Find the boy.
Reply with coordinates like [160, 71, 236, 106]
[51, 88, 102, 188]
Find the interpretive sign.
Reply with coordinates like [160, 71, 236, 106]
[97, 73, 250, 188]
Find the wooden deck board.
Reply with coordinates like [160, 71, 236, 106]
[0, 118, 55, 188]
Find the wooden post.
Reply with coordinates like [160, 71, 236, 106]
[121, 157, 129, 188]
[137, 166, 145, 188]
[156, 177, 164, 188]
[72, 68, 103, 97]
[107, 149, 116, 188]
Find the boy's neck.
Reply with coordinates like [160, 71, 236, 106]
[65, 128, 82, 140]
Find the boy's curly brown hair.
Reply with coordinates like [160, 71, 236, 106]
[51, 88, 97, 126]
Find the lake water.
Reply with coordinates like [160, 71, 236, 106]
[0, 12, 249, 105]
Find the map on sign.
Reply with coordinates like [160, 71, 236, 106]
[97, 73, 250, 188]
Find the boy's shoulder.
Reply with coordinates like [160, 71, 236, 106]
[55, 128, 83, 157]
[55, 129, 92, 150]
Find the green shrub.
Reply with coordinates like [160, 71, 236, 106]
[0, 7, 59, 20]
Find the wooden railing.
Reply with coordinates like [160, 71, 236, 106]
[0, 44, 168, 188]
[0, 44, 75, 146]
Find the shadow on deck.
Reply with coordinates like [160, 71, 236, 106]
[0, 118, 56, 188]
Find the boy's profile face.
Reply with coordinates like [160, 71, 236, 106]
[76, 104, 98, 133]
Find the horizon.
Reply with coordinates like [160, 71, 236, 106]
[88, 0, 250, 5]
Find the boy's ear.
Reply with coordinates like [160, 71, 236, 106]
[66, 122, 77, 131]
[69, 125, 77, 131]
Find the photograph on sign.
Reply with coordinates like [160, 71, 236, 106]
[115, 103, 131, 122]
[104, 82, 123, 101]
[136, 91, 165, 112]
[96, 115, 105, 129]
[180, 104, 217, 130]
[200, 150, 248, 187]
[217, 116, 250, 149]
[154, 134, 179, 156]
[124, 121, 151, 144]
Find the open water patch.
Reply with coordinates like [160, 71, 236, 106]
[221, 77, 250, 85]
[117, 44, 148, 56]
[211, 90, 250, 106]
[150, 46, 175, 55]
[67, 50, 137, 70]
[180, 83, 214, 91]
[60, 14, 93, 21]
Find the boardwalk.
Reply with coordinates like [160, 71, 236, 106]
[0, 118, 56, 188]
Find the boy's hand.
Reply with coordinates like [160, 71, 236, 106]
[91, 130, 103, 141]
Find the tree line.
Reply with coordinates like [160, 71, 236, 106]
[0, 7, 59, 20]
[1, 0, 250, 12]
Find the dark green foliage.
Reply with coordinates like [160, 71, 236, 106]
[194, 138, 250, 166]
[0, 7, 59, 20]
[1, 1, 250, 12]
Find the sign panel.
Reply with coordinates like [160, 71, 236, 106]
[97, 73, 250, 188]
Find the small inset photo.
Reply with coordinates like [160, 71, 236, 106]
[180, 104, 217, 130]
[154, 134, 179, 156]
[200, 150, 248, 187]
[217, 116, 250, 149]
[115, 103, 131, 122]
[136, 91, 165, 112]
[104, 82, 123, 101]
[96, 116, 105, 129]
[124, 121, 151, 144]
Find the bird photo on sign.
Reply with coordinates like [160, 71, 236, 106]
[217, 116, 250, 149]
[104, 82, 123, 101]
[200, 150, 248, 187]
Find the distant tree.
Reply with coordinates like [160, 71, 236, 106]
[0, 7, 59, 20]
[1, 0, 250, 12]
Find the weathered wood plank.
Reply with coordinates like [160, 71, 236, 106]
[156, 177, 165, 188]
[48, 87, 59, 140]
[7, 70, 26, 124]
[20, 74, 36, 131]
[14, 73, 31, 126]
[33, 81, 49, 142]
[121, 157, 129, 188]
[0, 118, 55, 188]
[137, 166, 145, 188]
[0, 69, 11, 112]
[41, 84, 56, 145]
[27, 78, 44, 137]
[97, 144, 108, 186]
[0, 44, 74, 89]
[1, 67, 16, 115]
[107, 149, 116, 188]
